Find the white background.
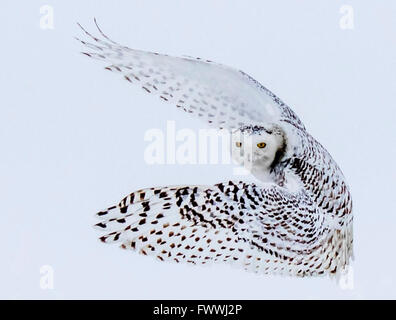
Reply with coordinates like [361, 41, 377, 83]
[1, 0, 395, 299]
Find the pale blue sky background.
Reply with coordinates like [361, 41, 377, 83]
[1, 0, 395, 299]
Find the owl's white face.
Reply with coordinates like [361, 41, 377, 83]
[231, 128, 285, 173]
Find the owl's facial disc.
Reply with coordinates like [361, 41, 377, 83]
[231, 126, 285, 172]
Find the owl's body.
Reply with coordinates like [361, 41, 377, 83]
[78, 20, 353, 277]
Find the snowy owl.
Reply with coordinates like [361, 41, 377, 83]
[77, 20, 353, 277]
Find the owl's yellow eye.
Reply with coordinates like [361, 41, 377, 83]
[235, 142, 242, 148]
[257, 142, 266, 148]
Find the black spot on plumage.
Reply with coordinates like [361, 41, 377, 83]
[159, 191, 168, 198]
[163, 203, 172, 209]
[95, 222, 106, 229]
[142, 201, 150, 211]
[176, 197, 183, 206]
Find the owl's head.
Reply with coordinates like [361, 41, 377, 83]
[231, 124, 286, 173]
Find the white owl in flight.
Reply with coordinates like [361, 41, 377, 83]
[77, 20, 353, 278]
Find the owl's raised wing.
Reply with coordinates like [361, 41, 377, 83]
[93, 180, 345, 277]
[77, 20, 305, 130]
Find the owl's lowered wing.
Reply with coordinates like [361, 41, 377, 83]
[93, 180, 340, 276]
[77, 20, 305, 130]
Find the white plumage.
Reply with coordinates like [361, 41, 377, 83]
[78, 20, 353, 277]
